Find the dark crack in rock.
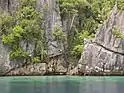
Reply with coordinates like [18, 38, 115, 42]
[70, 4, 124, 75]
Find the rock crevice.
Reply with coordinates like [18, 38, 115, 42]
[0, 0, 67, 75]
[70, 4, 124, 75]
[93, 42, 124, 56]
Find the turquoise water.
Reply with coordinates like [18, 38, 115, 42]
[0, 76, 124, 93]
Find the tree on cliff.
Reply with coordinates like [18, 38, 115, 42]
[0, 0, 46, 63]
[0, 0, 123, 65]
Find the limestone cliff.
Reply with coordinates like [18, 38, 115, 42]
[0, 0, 18, 75]
[0, 0, 67, 75]
[41, 0, 67, 73]
[1, 0, 124, 76]
[76, 4, 124, 75]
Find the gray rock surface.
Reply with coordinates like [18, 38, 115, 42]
[77, 4, 124, 75]
[0, 0, 19, 14]
[0, 0, 18, 75]
[0, 39, 11, 74]
[0, 0, 67, 75]
[20, 40, 35, 56]
[42, 0, 67, 73]
[8, 63, 47, 75]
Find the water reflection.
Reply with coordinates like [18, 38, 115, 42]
[0, 76, 124, 93]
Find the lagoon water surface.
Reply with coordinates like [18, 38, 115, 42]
[0, 76, 124, 93]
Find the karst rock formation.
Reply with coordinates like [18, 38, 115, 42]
[0, 0, 67, 75]
[0, 1, 124, 76]
[75, 4, 124, 75]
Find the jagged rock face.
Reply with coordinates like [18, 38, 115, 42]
[78, 5, 124, 75]
[0, 0, 67, 75]
[0, 39, 11, 74]
[41, 0, 67, 73]
[0, 0, 10, 11]
[0, 37, 36, 75]
[0, 0, 19, 14]
[0, 0, 19, 75]
[8, 63, 47, 76]
[20, 40, 35, 56]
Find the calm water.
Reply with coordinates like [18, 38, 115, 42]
[0, 76, 124, 93]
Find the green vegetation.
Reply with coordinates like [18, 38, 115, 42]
[0, 0, 124, 64]
[0, 13, 15, 35]
[0, 0, 45, 63]
[117, 0, 124, 10]
[31, 56, 41, 63]
[52, 25, 66, 42]
[58, 0, 124, 62]
[59, 0, 114, 60]
[112, 26, 124, 38]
